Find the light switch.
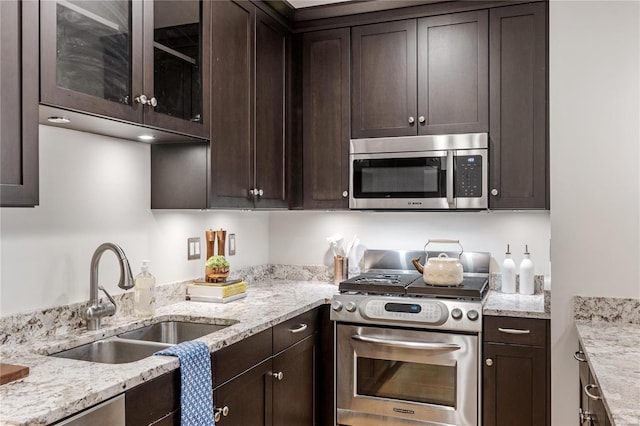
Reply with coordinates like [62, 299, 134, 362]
[187, 237, 201, 260]
[229, 234, 236, 256]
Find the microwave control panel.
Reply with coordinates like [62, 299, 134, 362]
[455, 155, 483, 197]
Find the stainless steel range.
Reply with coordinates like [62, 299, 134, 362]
[331, 249, 490, 426]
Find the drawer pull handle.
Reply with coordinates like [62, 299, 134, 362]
[498, 327, 531, 335]
[574, 350, 587, 362]
[289, 323, 308, 334]
[584, 384, 602, 401]
[273, 371, 284, 381]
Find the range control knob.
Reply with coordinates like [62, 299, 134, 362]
[345, 302, 357, 312]
[451, 308, 463, 320]
[331, 300, 343, 312]
[467, 310, 479, 321]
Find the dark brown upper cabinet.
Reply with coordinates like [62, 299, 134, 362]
[1, 0, 39, 207]
[40, 0, 210, 139]
[302, 28, 351, 209]
[489, 2, 548, 209]
[351, 10, 488, 139]
[209, 0, 288, 209]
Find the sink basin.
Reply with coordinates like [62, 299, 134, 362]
[117, 320, 233, 344]
[51, 338, 169, 364]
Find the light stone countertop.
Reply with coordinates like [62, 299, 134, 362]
[483, 290, 550, 319]
[574, 297, 640, 426]
[0, 279, 338, 426]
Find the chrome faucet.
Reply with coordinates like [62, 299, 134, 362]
[84, 243, 135, 330]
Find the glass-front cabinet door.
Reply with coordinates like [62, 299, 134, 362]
[40, 0, 143, 123]
[143, 0, 209, 138]
[40, 0, 209, 139]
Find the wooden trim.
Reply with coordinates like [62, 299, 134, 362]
[291, 0, 545, 33]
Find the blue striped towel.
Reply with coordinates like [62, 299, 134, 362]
[155, 341, 215, 426]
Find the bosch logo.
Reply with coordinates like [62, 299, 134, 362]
[407, 201, 423, 206]
[393, 408, 415, 415]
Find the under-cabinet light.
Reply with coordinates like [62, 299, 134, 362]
[138, 134, 155, 141]
[47, 116, 71, 124]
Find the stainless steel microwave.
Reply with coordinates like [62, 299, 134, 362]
[349, 133, 488, 210]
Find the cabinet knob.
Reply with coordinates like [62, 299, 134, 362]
[342, 190, 348, 198]
[491, 188, 499, 196]
[214, 406, 229, 422]
[408, 116, 415, 125]
[579, 408, 593, 424]
[134, 95, 158, 107]
[418, 116, 426, 124]
[485, 358, 494, 367]
[272, 371, 284, 381]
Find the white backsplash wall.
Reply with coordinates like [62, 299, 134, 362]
[268, 210, 551, 276]
[0, 126, 270, 316]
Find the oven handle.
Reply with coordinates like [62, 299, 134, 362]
[446, 150, 454, 205]
[352, 334, 461, 351]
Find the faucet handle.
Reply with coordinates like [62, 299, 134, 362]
[99, 286, 118, 314]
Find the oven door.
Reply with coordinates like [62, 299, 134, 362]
[349, 150, 453, 210]
[336, 324, 478, 426]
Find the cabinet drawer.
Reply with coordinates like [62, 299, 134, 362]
[125, 370, 180, 426]
[484, 316, 547, 346]
[273, 308, 319, 354]
[213, 328, 272, 387]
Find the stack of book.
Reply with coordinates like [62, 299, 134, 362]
[186, 278, 247, 303]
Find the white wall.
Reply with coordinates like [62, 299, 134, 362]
[549, 1, 640, 424]
[0, 126, 270, 315]
[269, 210, 551, 275]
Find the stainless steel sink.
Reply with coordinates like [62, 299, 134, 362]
[117, 320, 233, 344]
[51, 338, 170, 364]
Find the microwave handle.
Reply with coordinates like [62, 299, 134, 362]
[446, 150, 454, 205]
[352, 334, 461, 351]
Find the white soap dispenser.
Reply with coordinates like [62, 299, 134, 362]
[501, 244, 516, 294]
[519, 245, 535, 295]
[134, 260, 156, 317]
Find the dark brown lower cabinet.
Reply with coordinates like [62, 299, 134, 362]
[125, 369, 180, 426]
[273, 336, 316, 425]
[214, 358, 274, 426]
[576, 344, 611, 426]
[483, 316, 550, 426]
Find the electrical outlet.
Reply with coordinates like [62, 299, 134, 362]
[228, 234, 236, 256]
[188, 237, 201, 260]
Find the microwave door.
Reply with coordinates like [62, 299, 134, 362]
[350, 151, 450, 209]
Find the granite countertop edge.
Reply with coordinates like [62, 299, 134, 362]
[573, 295, 640, 426]
[0, 279, 338, 426]
[482, 289, 550, 319]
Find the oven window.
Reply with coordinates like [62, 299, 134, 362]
[353, 157, 446, 198]
[356, 357, 457, 407]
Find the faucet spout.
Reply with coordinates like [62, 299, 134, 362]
[85, 243, 134, 330]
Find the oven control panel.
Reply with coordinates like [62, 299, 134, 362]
[361, 299, 448, 325]
[331, 294, 483, 332]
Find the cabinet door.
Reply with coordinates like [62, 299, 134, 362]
[417, 10, 488, 135]
[142, 0, 210, 138]
[214, 359, 273, 426]
[1, 0, 39, 207]
[272, 335, 316, 426]
[40, 0, 144, 124]
[125, 369, 180, 426]
[302, 28, 350, 209]
[210, 0, 254, 209]
[483, 342, 547, 426]
[489, 3, 548, 209]
[254, 8, 288, 209]
[351, 20, 417, 138]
